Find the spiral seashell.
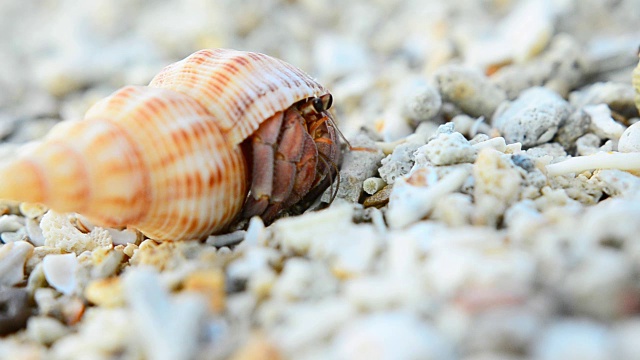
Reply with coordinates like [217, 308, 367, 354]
[149, 49, 328, 146]
[0, 49, 337, 241]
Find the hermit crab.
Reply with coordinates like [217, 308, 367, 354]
[0, 49, 341, 241]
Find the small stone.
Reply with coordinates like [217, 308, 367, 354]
[85, 277, 125, 308]
[182, 269, 226, 313]
[378, 137, 425, 185]
[0, 214, 24, 233]
[473, 149, 523, 226]
[419, 131, 476, 165]
[25, 218, 45, 246]
[584, 104, 625, 140]
[532, 319, 615, 360]
[493, 87, 572, 148]
[618, 121, 640, 153]
[1, 229, 27, 244]
[0, 241, 34, 286]
[570, 82, 639, 119]
[492, 34, 586, 98]
[613, 318, 640, 360]
[0, 287, 31, 336]
[43, 253, 78, 296]
[19, 203, 48, 219]
[363, 184, 392, 208]
[26, 316, 69, 345]
[387, 167, 470, 228]
[400, 78, 442, 122]
[559, 249, 634, 320]
[123, 268, 207, 360]
[333, 311, 455, 360]
[322, 133, 384, 203]
[434, 65, 507, 118]
[229, 333, 282, 360]
[554, 109, 591, 152]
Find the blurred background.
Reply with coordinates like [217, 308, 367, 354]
[0, 0, 638, 142]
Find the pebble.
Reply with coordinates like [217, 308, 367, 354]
[321, 133, 384, 203]
[583, 104, 625, 140]
[613, 318, 640, 359]
[26, 316, 70, 345]
[617, 121, 640, 153]
[0, 287, 31, 336]
[473, 149, 523, 226]
[493, 87, 572, 148]
[0, 214, 24, 233]
[333, 311, 455, 360]
[400, 78, 442, 122]
[560, 249, 634, 321]
[491, 34, 586, 98]
[554, 109, 591, 152]
[123, 267, 207, 360]
[532, 319, 615, 360]
[378, 136, 426, 185]
[42, 253, 78, 296]
[464, 306, 542, 354]
[0, 241, 34, 286]
[419, 131, 477, 165]
[387, 167, 470, 228]
[19, 203, 48, 219]
[569, 82, 638, 119]
[85, 276, 124, 308]
[434, 65, 507, 119]
[182, 269, 226, 313]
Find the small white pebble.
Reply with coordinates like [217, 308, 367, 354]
[584, 104, 625, 140]
[618, 121, 640, 153]
[387, 167, 469, 228]
[26, 316, 70, 345]
[42, 253, 78, 295]
[0, 241, 34, 286]
[333, 311, 455, 360]
[533, 319, 615, 360]
[0, 214, 24, 233]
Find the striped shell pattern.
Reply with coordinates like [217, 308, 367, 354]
[0, 49, 334, 241]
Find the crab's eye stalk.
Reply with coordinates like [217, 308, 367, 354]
[312, 97, 324, 113]
[312, 93, 333, 113]
[321, 93, 333, 110]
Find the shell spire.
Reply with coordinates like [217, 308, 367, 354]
[0, 85, 248, 241]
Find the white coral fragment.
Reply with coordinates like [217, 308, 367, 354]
[40, 211, 112, 254]
[419, 131, 476, 165]
[387, 167, 469, 229]
[546, 152, 640, 176]
[123, 267, 207, 360]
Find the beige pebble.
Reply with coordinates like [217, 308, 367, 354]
[26, 316, 70, 345]
[230, 333, 282, 360]
[19, 203, 48, 219]
[85, 277, 125, 307]
[182, 269, 226, 313]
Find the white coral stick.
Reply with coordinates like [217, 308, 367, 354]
[546, 152, 640, 176]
